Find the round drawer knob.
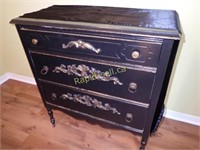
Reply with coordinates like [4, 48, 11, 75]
[128, 82, 137, 93]
[125, 113, 133, 122]
[32, 38, 38, 45]
[131, 51, 140, 59]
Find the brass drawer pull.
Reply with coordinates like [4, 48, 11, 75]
[60, 93, 121, 115]
[125, 113, 133, 122]
[62, 40, 101, 53]
[51, 93, 57, 100]
[128, 82, 137, 93]
[53, 64, 123, 85]
[40, 66, 49, 75]
[131, 51, 140, 59]
[31, 38, 38, 45]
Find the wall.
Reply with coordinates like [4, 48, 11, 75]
[0, 1, 3, 75]
[1, 0, 199, 117]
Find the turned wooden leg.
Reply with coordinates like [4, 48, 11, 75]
[47, 108, 55, 127]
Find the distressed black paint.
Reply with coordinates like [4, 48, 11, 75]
[10, 5, 182, 150]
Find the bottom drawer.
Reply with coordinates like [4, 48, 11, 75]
[40, 81, 148, 133]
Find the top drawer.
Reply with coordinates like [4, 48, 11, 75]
[19, 27, 162, 66]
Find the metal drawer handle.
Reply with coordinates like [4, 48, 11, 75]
[125, 113, 133, 122]
[60, 93, 121, 115]
[128, 82, 137, 93]
[51, 93, 57, 101]
[40, 66, 49, 75]
[62, 40, 101, 53]
[53, 64, 123, 85]
[32, 38, 38, 45]
[131, 51, 140, 59]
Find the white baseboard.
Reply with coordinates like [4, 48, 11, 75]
[0, 73, 10, 84]
[0, 72, 36, 85]
[0, 73, 199, 126]
[164, 109, 200, 126]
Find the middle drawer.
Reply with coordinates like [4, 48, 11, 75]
[30, 52, 156, 104]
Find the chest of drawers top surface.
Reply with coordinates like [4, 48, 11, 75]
[10, 5, 181, 39]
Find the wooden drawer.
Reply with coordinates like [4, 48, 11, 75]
[30, 52, 156, 105]
[41, 81, 148, 133]
[19, 28, 162, 66]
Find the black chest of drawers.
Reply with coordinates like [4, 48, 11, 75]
[11, 5, 182, 149]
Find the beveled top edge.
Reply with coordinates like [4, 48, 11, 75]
[10, 17, 181, 40]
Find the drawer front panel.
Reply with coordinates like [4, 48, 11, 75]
[41, 81, 148, 132]
[20, 29, 162, 66]
[30, 52, 156, 104]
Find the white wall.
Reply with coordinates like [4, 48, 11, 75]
[1, 0, 200, 116]
[0, 1, 3, 75]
